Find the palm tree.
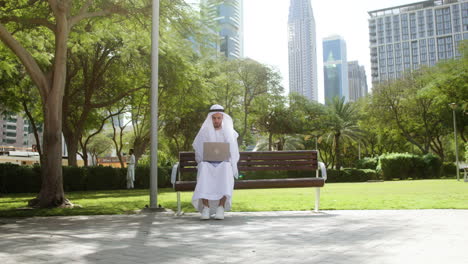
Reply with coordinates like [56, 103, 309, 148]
[324, 97, 363, 170]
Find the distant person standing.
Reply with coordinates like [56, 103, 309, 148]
[126, 149, 136, 189]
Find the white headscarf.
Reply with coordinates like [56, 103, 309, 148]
[192, 104, 240, 178]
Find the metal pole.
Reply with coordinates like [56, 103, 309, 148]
[452, 108, 460, 181]
[150, 0, 160, 208]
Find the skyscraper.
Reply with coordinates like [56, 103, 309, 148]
[201, 0, 244, 59]
[288, 0, 318, 101]
[368, 0, 468, 84]
[348, 61, 368, 102]
[323, 35, 349, 103]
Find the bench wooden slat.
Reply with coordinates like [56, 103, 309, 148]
[180, 160, 317, 168]
[237, 160, 317, 166]
[174, 178, 325, 191]
[179, 151, 317, 161]
[179, 164, 318, 173]
[238, 165, 317, 171]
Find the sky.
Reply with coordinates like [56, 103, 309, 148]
[243, 0, 418, 103]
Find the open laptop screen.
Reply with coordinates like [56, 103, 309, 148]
[203, 142, 230, 162]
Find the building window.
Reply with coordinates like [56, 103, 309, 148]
[437, 36, 453, 60]
[454, 34, 462, 57]
[428, 38, 437, 65]
[452, 4, 461, 33]
[435, 7, 452, 36]
[6, 132, 16, 137]
[401, 14, 409, 41]
[420, 39, 428, 64]
[393, 15, 401, 42]
[410, 13, 417, 40]
[426, 9, 434, 36]
[385, 16, 392, 43]
[418, 11, 426, 38]
[462, 3, 468, 31]
[411, 41, 419, 68]
[378, 18, 385, 44]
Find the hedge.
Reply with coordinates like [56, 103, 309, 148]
[237, 168, 379, 183]
[0, 164, 172, 194]
[377, 153, 442, 180]
[356, 157, 379, 170]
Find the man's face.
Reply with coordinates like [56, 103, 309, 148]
[211, 113, 223, 129]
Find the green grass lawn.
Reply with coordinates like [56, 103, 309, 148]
[0, 179, 467, 217]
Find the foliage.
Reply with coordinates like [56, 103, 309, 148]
[356, 157, 379, 170]
[0, 164, 172, 194]
[321, 97, 363, 169]
[377, 153, 442, 180]
[87, 133, 113, 162]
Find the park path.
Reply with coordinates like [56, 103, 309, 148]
[1, 210, 467, 264]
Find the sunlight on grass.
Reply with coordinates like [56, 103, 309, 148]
[1, 179, 467, 217]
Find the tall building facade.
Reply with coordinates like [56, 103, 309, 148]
[201, 0, 244, 59]
[288, 0, 319, 101]
[323, 35, 349, 103]
[0, 112, 35, 150]
[348, 61, 368, 102]
[368, 0, 468, 83]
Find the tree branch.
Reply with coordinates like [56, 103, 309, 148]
[0, 23, 49, 100]
[69, 9, 115, 29]
[89, 86, 147, 108]
[0, 17, 56, 32]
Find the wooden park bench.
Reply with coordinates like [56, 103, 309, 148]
[171, 150, 327, 215]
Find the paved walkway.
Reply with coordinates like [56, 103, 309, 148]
[1, 210, 467, 264]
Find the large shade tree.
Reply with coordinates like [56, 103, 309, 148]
[0, 0, 146, 207]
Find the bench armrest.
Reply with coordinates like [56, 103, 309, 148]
[171, 162, 180, 187]
[318, 162, 327, 181]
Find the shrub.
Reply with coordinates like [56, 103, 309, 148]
[0, 164, 172, 193]
[63, 166, 87, 191]
[441, 162, 457, 177]
[356, 157, 379, 170]
[239, 167, 378, 183]
[0, 163, 41, 193]
[378, 153, 442, 180]
[324, 168, 380, 183]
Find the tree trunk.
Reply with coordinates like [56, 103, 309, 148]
[268, 132, 273, 151]
[30, 100, 69, 207]
[133, 135, 150, 166]
[22, 100, 44, 166]
[63, 130, 79, 166]
[29, 7, 71, 208]
[334, 133, 342, 170]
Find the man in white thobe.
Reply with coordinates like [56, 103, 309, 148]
[126, 149, 135, 189]
[192, 104, 239, 220]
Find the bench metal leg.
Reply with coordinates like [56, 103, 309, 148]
[314, 187, 320, 212]
[177, 191, 182, 216]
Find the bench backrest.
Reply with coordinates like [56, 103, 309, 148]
[179, 150, 318, 173]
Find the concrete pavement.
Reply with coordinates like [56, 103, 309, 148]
[1, 210, 467, 264]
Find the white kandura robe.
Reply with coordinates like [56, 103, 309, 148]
[192, 129, 235, 212]
[126, 154, 135, 189]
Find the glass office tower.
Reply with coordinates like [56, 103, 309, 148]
[201, 0, 244, 59]
[323, 35, 349, 103]
[288, 0, 319, 101]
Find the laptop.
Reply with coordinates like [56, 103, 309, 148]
[203, 142, 230, 162]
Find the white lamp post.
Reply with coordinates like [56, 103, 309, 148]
[150, 0, 160, 208]
[449, 103, 459, 181]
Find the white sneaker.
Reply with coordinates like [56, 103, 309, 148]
[214, 206, 224, 220]
[200, 207, 210, 220]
